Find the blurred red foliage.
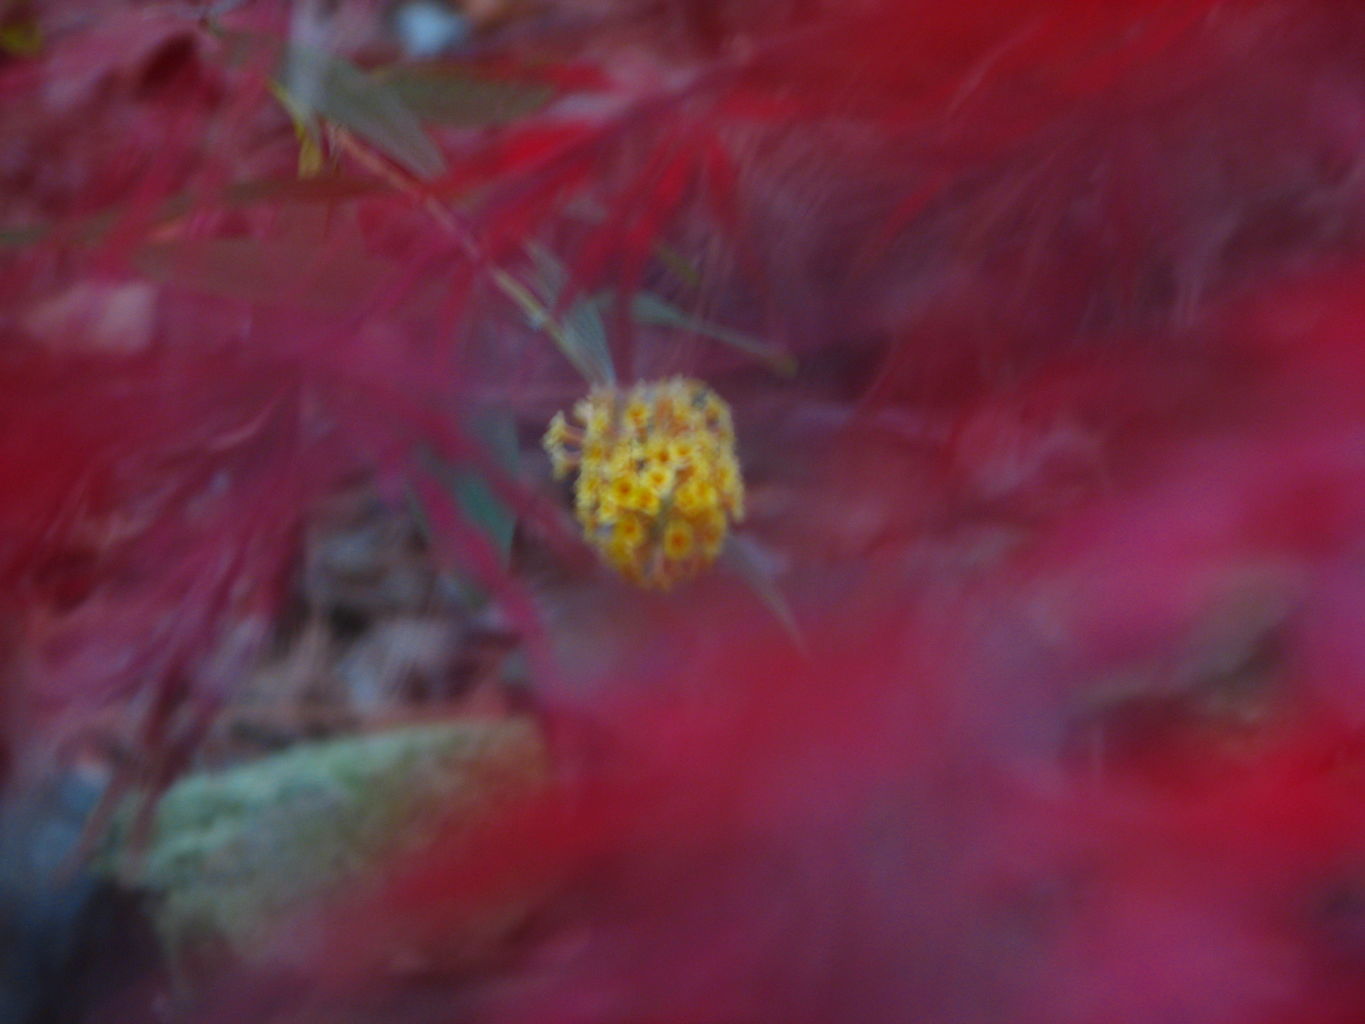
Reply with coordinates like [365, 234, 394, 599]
[10, 0, 1365, 1021]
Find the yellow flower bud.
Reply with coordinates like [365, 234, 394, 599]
[543, 377, 744, 588]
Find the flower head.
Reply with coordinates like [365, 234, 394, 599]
[543, 377, 745, 589]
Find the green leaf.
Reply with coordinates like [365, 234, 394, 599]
[721, 534, 805, 651]
[558, 295, 617, 388]
[269, 81, 326, 177]
[379, 66, 554, 126]
[653, 242, 704, 290]
[134, 236, 396, 307]
[630, 292, 797, 375]
[449, 410, 520, 565]
[0, 224, 44, 247]
[0, 17, 41, 57]
[282, 46, 447, 180]
[219, 175, 384, 207]
[507, 245, 616, 387]
[1, 176, 381, 251]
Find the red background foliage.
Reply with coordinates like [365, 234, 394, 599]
[10, 1, 1365, 1021]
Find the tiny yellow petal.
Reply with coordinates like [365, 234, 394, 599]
[662, 520, 695, 560]
[643, 465, 673, 495]
[623, 399, 650, 432]
[545, 410, 569, 443]
[615, 514, 646, 545]
[549, 450, 576, 479]
[634, 488, 662, 516]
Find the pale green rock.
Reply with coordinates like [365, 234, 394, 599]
[109, 719, 546, 970]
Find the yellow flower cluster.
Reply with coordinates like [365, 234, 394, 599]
[543, 377, 744, 588]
